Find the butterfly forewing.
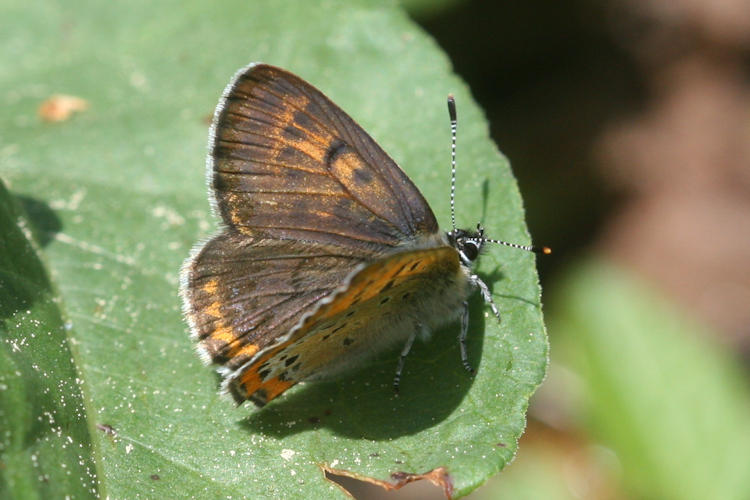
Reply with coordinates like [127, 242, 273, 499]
[210, 64, 439, 249]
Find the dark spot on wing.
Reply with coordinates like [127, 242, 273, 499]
[282, 123, 302, 141]
[343, 337, 354, 346]
[211, 352, 230, 365]
[379, 279, 396, 293]
[293, 109, 314, 131]
[213, 172, 229, 193]
[277, 145, 307, 166]
[285, 355, 299, 367]
[324, 138, 346, 166]
[353, 167, 372, 184]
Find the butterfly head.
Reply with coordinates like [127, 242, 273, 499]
[448, 223, 486, 267]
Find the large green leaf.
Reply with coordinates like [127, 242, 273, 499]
[1, 0, 546, 497]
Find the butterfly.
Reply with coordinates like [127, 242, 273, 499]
[180, 63, 548, 407]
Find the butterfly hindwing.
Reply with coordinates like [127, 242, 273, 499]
[209, 63, 439, 250]
[227, 245, 466, 406]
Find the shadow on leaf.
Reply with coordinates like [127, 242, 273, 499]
[16, 194, 62, 247]
[239, 293, 489, 440]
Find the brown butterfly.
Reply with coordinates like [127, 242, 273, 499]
[180, 64, 547, 407]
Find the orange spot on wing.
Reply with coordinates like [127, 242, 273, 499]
[259, 378, 294, 402]
[210, 323, 237, 344]
[233, 343, 259, 358]
[291, 138, 326, 163]
[205, 301, 222, 318]
[202, 279, 218, 295]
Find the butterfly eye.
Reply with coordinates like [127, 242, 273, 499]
[461, 240, 480, 262]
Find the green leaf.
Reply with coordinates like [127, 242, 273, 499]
[553, 261, 750, 500]
[1, 0, 546, 497]
[0, 181, 98, 499]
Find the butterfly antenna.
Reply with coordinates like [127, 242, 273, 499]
[471, 235, 552, 255]
[448, 98, 551, 256]
[448, 94, 458, 232]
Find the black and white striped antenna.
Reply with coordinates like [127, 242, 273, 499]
[446, 95, 551, 256]
[448, 94, 458, 232]
[468, 235, 551, 254]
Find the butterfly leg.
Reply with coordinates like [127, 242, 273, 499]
[393, 331, 417, 394]
[459, 300, 475, 374]
[470, 274, 501, 321]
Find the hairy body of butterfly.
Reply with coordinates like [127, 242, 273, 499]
[180, 63, 504, 407]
